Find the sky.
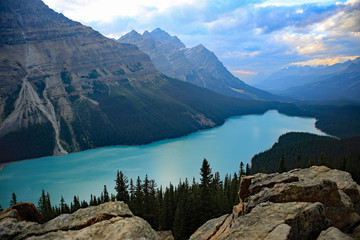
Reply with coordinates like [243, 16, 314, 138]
[42, 0, 360, 83]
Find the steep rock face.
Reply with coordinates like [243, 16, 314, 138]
[0, 0, 275, 163]
[0, 201, 160, 240]
[191, 166, 360, 240]
[118, 29, 280, 101]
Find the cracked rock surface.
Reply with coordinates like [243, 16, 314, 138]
[0, 201, 160, 240]
[190, 166, 360, 240]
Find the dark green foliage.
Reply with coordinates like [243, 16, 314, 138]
[251, 132, 360, 182]
[113, 69, 125, 75]
[103, 185, 110, 203]
[278, 153, 287, 173]
[0, 204, 3, 211]
[65, 85, 75, 93]
[71, 196, 81, 212]
[0, 122, 55, 164]
[298, 104, 360, 138]
[114, 170, 129, 202]
[297, 154, 302, 168]
[239, 161, 245, 178]
[60, 196, 70, 214]
[59, 117, 73, 152]
[10, 192, 17, 206]
[307, 155, 315, 168]
[318, 152, 329, 167]
[68, 76, 276, 153]
[27, 158, 243, 239]
[60, 71, 72, 84]
[199, 158, 213, 222]
[38, 190, 55, 221]
[87, 69, 100, 79]
[2, 85, 21, 119]
[245, 164, 251, 175]
[33, 80, 46, 98]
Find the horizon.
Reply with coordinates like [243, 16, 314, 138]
[41, 0, 360, 84]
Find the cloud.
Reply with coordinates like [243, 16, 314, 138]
[43, 0, 202, 23]
[290, 55, 360, 66]
[232, 70, 258, 75]
[41, 0, 360, 76]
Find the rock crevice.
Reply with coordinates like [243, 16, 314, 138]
[0, 201, 160, 240]
[191, 166, 360, 240]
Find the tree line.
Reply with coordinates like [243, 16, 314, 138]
[7, 158, 251, 240]
[251, 132, 360, 182]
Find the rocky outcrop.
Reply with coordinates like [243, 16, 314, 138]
[191, 166, 360, 240]
[0, 201, 160, 240]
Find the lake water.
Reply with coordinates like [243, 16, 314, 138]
[0, 110, 326, 208]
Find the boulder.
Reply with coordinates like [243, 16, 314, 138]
[157, 230, 175, 240]
[317, 227, 353, 240]
[0, 201, 159, 240]
[191, 166, 360, 240]
[0, 202, 43, 223]
[191, 202, 329, 240]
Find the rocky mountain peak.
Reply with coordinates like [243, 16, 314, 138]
[150, 28, 185, 49]
[118, 29, 280, 101]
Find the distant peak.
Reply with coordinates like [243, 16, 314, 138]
[128, 30, 140, 36]
[150, 28, 171, 38]
[195, 44, 205, 49]
[151, 28, 167, 34]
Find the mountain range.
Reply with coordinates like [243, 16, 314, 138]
[118, 29, 280, 101]
[0, 0, 282, 163]
[254, 58, 360, 101]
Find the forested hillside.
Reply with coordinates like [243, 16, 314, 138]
[251, 132, 360, 182]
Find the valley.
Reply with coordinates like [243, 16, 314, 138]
[0, 0, 360, 239]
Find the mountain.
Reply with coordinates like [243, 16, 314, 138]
[0, 0, 278, 164]
[118, 29, 281, 101]
[254, 58, 360, 101]
[284, 60, 360, 101]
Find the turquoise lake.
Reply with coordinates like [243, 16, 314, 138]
[0, 110, 326, 207]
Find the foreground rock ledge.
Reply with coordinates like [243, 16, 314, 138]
[0, 201, 160, 240]
[191, 166, 360, 240]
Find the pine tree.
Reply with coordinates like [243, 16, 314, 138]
[239, 161, 245, 178]
[297, 154, 302, 168]
[132, 176, 143, 216]
[111, 193, 116, 201]
[71, 195, 81, 212]
[199, 158, 213, 222]
[60, 196, 70, 213]
[38, 190, 54, 221]
[307, 155, 315, 168]
[0, 204, 3, 211]
[10, 192, 17, 206]
[173, 181, 189, 240]
[129, 178, 135, 202]
[114, 170, 129, 202]
[103, 185, 110, 203]
[80, 200, 89, 208]
[162, 184, 175, 230]
[318, 152, 329, 167]
[278, 153, 287, 173]
[60, 195, 65, 213]
[245, 164, 251, 176]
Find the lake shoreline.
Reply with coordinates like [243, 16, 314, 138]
[0, 110, 326, 208]
[0, 110, 327, 172]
